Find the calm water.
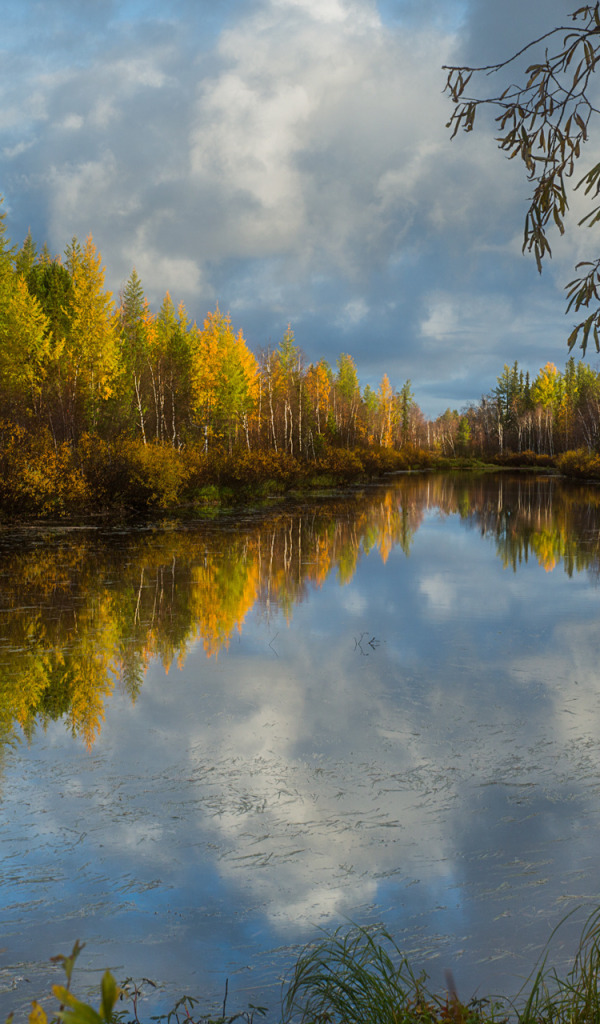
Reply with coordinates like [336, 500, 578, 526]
[2, 472, 600, 1020]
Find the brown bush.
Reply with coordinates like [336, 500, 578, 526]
[556, 449, 600, 479]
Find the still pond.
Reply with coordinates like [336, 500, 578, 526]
[1, 471, 600, 1019]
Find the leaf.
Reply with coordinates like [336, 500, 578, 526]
[28, 1005, 47, 1024]
[99, 971, 120, 1020]
[50, 942, 85, 987]
[51, 986, 103, 1024]
[582, 316, 593, 353]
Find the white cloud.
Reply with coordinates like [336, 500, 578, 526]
[60, 113, 84, 131]
[2, 140, 33, 158]
[131, 250, 204, 298]
[184, 0, 459, 286]
[420, 292, 514, 343]
[336, 298, 369, 329]
[419, 571, 455, 615]
[271, 0, 350, 23]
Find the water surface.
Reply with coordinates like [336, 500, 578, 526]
[1, 472, 600, 1019]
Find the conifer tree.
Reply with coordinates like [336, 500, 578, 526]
[376, 373, 394, 447]
[119, 268, 149, 442]
[334, 353, 360, 447]
[0, 203, 53, 425]
[15, 230, 37, 277]
[67, 235, 119, 437]
[156, 293, 194, 446]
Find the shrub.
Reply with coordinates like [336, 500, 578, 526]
[556, 449, 600, 480]
[491, 450, 555, 468]
[0, 423, 90, 516]
[317, 448, 364, 483]
[126, 441, 187, 508]
[76, 436, 187, 510]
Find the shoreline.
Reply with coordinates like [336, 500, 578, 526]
[0, 438, 571, 525]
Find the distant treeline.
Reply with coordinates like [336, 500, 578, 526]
[444, 358, 600, 458]
[2, 197, 600, 497]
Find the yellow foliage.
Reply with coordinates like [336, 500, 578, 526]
[531, 362, 559, 408]
[28, 1002, 47, 1024]
[67, 236, 119, 428]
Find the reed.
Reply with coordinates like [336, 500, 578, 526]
[281, 925, 502, 1024]
[281, 909, 600, 1024]
[10, 907, 600, 1024]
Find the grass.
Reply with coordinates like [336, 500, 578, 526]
[14, 907, 600, 1024]
[281, 926, 491, 1024]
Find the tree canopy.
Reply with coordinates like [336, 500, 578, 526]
[443, 3, 600, 353]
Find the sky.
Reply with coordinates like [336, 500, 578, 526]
[0, 0, 595, 417]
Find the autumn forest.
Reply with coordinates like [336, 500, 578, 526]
[2, 199, 600, 515]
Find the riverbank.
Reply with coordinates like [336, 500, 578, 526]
[27, 909, 600, 1024]
[0, 427, 574, 521]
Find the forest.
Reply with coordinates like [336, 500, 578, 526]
[3, 198, 600, 514]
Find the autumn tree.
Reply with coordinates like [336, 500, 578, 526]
[24, 255, 74, 441]
[0, 277, 52, 425]
[274, 325, 305, 455]
[65, 235, 119, 438]
[376, 373, 395, 447]
[153, 294, 194, 446]
[444, 3, 600, 352]
[333, 353, 361, 447]
[573, 357, 600, 447]
[258, 347, 279, 451]
[119, 268, 150, 442]
[191, 306, 257, 452]
[0, 206, 54, 426]
[396, 379, 415, 445]
[305, 359, 332, 452]
[431, 408, 460, 455]
[531, 362, 560, 454]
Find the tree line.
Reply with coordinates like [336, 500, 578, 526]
[3, 198, 600, 476]
[437, 358, 600, 458]
[0, 202, 423, 455]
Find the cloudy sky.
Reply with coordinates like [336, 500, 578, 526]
[0, 0, 593, 416]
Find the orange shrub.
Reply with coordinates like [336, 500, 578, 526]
[0, 423, 90, 516]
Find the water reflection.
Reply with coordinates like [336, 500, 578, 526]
[1, 473, 599, 752]
[2, 472, 600, 1020]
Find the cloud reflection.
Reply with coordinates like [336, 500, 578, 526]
[3, 474, 600, 1018]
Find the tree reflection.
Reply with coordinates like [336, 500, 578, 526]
[0, 473, 598, 748]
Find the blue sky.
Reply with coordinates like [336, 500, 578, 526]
[0, 0, 591, 416]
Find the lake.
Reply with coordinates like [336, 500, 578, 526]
[1, 471, 600, 1021]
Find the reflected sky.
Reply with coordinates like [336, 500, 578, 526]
[2, 475, 600, 1020]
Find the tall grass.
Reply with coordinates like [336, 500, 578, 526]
[10, 908, 600, 1024]
[281, 925, 503, 1024]
[281, 910, 600, 1024]
[516, 906, 600, 1024]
